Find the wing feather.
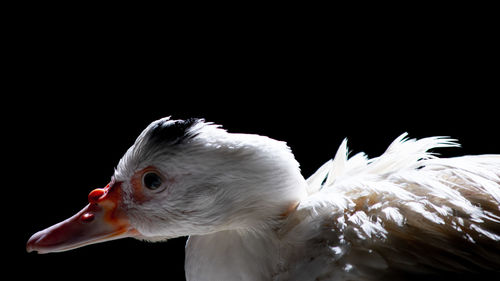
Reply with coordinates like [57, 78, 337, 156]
[281, 134, 500, 280]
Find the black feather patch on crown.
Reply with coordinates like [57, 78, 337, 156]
[148, 118, 203, 146]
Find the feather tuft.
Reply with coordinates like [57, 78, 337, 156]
[307, 133, 461, 194]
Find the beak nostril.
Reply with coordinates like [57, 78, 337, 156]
[88, 188, 106, 204]
[80, 212, 95, 223]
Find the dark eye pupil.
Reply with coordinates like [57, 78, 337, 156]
[143, 172, 162, 190]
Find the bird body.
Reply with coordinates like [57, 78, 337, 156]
[27, 118, 500, 280]
[186, 132, 500, 280]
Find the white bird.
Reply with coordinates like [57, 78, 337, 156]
[27, 117, 500, 280]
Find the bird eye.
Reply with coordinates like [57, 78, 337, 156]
[142, 171, 163, 190]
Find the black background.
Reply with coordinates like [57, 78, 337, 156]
[7, 4, 499, 281]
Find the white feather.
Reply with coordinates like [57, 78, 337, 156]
[185, 129, 500, 280]
[28, 117, 500, 280]
[89, 119, 500, 280]
[278, 134, 500, 280]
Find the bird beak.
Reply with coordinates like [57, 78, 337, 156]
[26, 182, 138, 254]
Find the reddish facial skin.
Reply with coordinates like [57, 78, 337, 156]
[130, 166, 171, 203]
[130, 169, 148, 203]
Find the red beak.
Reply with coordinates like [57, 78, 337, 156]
[26, 182, 138, 254]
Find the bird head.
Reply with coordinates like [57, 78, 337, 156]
[27, 117, 307, 253]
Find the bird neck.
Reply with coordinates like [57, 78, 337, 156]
[185, 228, 281, 281]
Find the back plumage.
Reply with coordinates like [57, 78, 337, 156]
[277, 133, 500, 280]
